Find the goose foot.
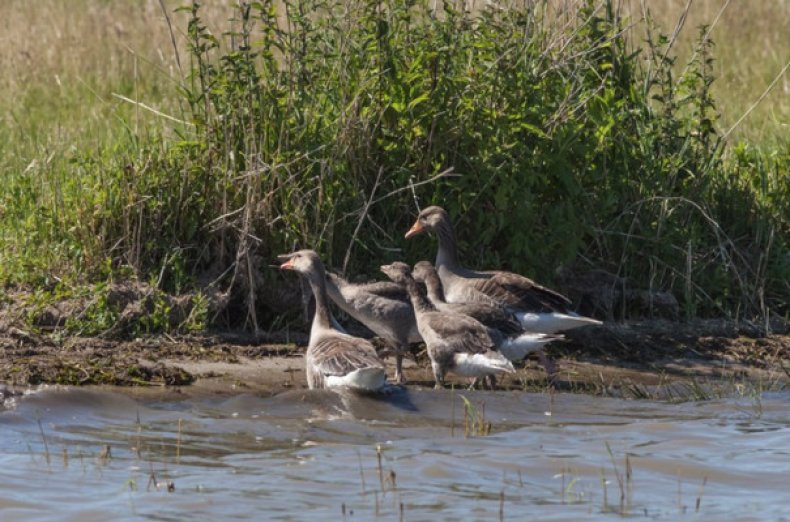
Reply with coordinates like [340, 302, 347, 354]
[393, 369, 407, 385]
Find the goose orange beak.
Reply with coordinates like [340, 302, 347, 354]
[279, 258, 295, 270]
[405, 220, 424, 239]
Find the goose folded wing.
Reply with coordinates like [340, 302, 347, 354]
[445, 301, 521, 335]
[359, 281, 410, 302]
[347, 287, 411, 318]
[473, 272, 572, 312]
[422, 313, 495, 354]
[310, 336, 383, 376]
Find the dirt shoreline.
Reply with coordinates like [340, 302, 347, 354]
[1, 318, 787, 399]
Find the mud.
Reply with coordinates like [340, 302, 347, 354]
[0, 316, 787, 397]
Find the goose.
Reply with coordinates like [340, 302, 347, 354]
[380, 261, 514, 389]
[405, 206, 602, 333]
[278, 250, 387, 392]
[411, 261, 562, 368]
[324, 272, 421, 383]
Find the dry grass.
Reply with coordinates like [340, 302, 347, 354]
[0, 0, 785, 157]
[0, 0, 228, 156]
[624, 0, 790, 146]
[0, 0, 234, 88]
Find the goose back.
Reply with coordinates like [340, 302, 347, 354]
[325, 273, 420, 343]
[306, 332, 386, 390]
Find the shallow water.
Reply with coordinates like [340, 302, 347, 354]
[1, 384, 788, 521]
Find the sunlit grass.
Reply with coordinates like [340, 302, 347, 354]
[636, 0, 789, 147]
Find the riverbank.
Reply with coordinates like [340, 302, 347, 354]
[2, 316, 787, 400]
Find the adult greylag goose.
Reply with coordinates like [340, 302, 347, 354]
[278, 250, 387, 392]
[411, 261, 562, 367]
[324, 272, 421, 383]
[405, 206, 602, 333]
[380, 261, 514, 388]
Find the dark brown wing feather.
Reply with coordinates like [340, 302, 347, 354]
[472, 271, 572, 313]
[309, 335, 384, 377]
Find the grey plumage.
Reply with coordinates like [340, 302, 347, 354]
[405, 205, 602, 334]
[380, 261, 513, 388]
[412, 260, 522, 336]
[412, 260, 563, 375]
[324, 272, 421, 383]
[278, 250, 386, 392]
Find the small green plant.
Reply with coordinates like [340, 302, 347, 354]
[458, 394, 492, 437]
[130, 280, 173, 336]
[184, 291, 209, 333]
[63, 292, 120, 337]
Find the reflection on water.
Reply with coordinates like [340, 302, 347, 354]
[1, 385, 788, 521]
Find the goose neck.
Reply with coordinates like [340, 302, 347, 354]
[403, 277, 435, 314]
[307, 270, 334, 330]
[435, 220, 460, 270]
[422, 271, 447, 305]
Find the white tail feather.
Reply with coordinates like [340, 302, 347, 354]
[326, 367, 387, 391]
[452, 352, 514, 378]
[516, 312, 602, 334]
[498, 332, 562, 361]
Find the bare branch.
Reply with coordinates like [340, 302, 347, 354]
[343, 167, 384, 276]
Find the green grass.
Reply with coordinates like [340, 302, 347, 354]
[0, 0, 787, 334]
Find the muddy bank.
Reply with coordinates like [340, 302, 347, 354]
[0, 318, 787, 398]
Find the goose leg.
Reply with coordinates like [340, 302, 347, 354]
[535, 349, 558, 385]
[394, 349, 407, 384]
[467, 375, 495, 389]
[431, 361, 444, 389]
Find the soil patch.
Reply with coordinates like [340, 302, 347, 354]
[1, 287, 787, 397]
[0, 319, 787, 398]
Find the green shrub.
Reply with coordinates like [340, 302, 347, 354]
[1, 0, 787, 329]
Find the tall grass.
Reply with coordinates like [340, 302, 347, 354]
[630, 0, 790, 148]
[0, 0, 787, 332]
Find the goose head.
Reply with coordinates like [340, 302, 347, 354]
[404, 206, 449, 239]
[410, 261, 436, 284]
[278, 249, 325, 283]
[380, 261, 412, 285]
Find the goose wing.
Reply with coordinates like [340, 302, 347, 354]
[421, 311, 495, 354]
[359, 281, 410, 302]
[328, 273, 409, 304]
[445, 301, 523, 336]
[309, 335, 384, 377]
[472, 271, 572, 312]
[343, 285, 413, 321]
